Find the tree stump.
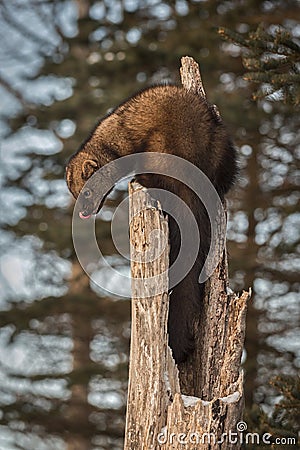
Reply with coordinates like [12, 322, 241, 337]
[124, 57, 250, 450]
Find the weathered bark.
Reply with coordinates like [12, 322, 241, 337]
[124, 182, 178, 450]
[124, 57, 250, 450]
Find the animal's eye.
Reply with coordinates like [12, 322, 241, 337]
[83, 189, 91, 198]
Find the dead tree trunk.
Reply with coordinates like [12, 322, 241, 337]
[124, 57, 250, 450]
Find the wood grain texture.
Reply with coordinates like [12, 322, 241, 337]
[124, 182, 180, 449]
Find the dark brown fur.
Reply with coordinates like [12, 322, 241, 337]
[66, 85, 237, 363]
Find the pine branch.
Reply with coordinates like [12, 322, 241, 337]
[218, 24, 300, 105]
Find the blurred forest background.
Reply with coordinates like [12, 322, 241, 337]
[0, 0, 299, 449]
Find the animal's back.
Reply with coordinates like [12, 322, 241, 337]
[101, 85, 233, 192]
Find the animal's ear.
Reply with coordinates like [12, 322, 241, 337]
[82, 159, 98, 180]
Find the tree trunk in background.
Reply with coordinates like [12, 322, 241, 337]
[76, 0, 90, 19]
[66, 4, 94, 447]
[243, 144, 260, 408]
[66, 262, 92, 450]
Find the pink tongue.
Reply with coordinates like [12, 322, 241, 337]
[79, 212, 91, 219]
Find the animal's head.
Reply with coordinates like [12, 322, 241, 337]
[65, 151, 100, 219]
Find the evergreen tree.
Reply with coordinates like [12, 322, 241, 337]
[245, 376, 300, 449]
[219, 24, 300, 105]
